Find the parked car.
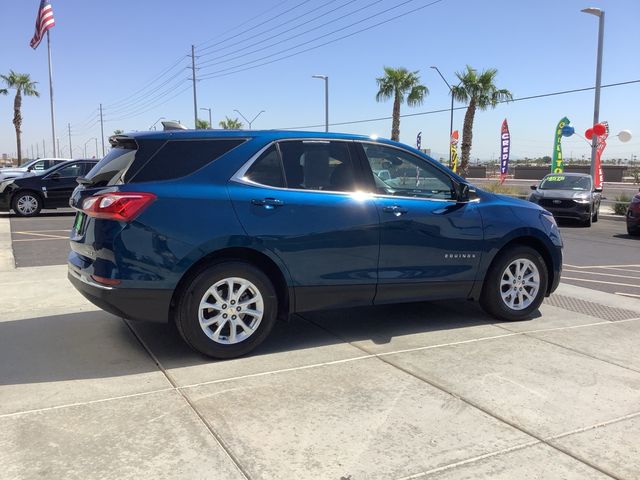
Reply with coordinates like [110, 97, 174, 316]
[528, 173, 601, 226]
[0, 157, 70, 181]
[627, 189, 640, 236]
[67, 131, 562, 359]
[0, 159, 98, 216]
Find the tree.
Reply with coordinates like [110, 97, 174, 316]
[375, 67, 428, 141]
[219, 117, 243, 130]
[1, 71, 40, 164]
[451, 66, 512, 176]
[196, 118, 211, 129]
[113, 129, 124, 135]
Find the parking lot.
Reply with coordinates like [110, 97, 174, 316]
[1, 213, 639, 479]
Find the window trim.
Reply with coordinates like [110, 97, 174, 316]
[231, 138, 366, 195]
[43, 162, 87, 179]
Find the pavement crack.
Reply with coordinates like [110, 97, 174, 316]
[122, 318, 252, 480]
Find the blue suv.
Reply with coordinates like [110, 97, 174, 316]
[68, 130, 562, 358]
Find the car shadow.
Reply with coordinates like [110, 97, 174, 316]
[0, 300, 513, 386]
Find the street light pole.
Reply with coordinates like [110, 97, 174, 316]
[149, 117, 166, 131]
[430, 66, 454, 166]
[200, 107, 212, 129]
[234, 109, 265, 130]
[83, 138, 96, 159]
[581, 7, 605, 184]
[312, 75, 329, 132]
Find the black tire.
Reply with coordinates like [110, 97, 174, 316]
[592, 204, 599, 223]
[628, 225, 640, 236]
[175, 261, 277, 359]
[480, 245, 548, 321]
[12, 191, 42, 217]
[582, 212, 592, 227]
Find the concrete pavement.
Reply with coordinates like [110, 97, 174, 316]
[1, 217, 640, 479]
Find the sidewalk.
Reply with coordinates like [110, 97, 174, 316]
[1, 255, 639, 479]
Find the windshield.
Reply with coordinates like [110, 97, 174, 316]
[539, 175, 591, 191]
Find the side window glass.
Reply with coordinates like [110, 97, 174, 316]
[33, 161, 46, 171]
[362, 144, 455, 200]
[244, 146, 284, 188]
[54, 163, 83, 178]
[279, 141, 357, 192]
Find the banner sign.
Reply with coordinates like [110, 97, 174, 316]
[416, 131, 422, 149]
[594, 121, 608, 190]
[499, 119, 510, 184]
[551, 117, 570, 173]
[450, 130, 459, 173]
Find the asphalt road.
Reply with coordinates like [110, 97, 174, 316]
[5, 210, 639, 299]
[558, 217, 640, 298]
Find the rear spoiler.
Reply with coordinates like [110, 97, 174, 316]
[108, 135, 138, 149]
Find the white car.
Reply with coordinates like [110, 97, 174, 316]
[0, 158, 70, 181]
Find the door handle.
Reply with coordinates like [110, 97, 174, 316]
[382, 205, 408, 216]
[251, 198, 284, 209]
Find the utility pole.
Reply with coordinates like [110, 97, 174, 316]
[42, 139, 46, 158]
[67, 123, 72, 159]
[99, 103, 105, 156]
[31, 145, 34, 160]
[191, 45, 198, 129]
[36, 143, 40, 158]
[56, 138, 60, 157]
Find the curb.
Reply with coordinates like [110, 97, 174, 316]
[600, 214, 625, 223]
[0, 216, 15, 271]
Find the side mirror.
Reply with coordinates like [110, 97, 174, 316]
[49, 172, 61, 180]
[27, 166, 34, 172]
[457, 183, 470, 202]
[594, 187, 603, 193]
[530, 185, 537, 191]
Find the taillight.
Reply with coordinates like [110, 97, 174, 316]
[81, 192, 156, 222]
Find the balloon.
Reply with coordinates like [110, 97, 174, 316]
[585, 128, 594, 140]
[561, 125, 575, 137]
[593, 123, 606, 136]
[618, 129, 632, 142]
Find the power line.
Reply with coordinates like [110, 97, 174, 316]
[199, 0, 444, 80]
[197, 0, 377, 68]
[106, 84, 192, 123]
[197, 0, 315, 53]
[278, 79, 640, 130]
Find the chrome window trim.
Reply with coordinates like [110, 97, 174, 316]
[231, 138, 478, 204]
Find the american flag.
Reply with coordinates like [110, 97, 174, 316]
[30, 0, 55, 50]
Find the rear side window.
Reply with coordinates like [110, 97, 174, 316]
[279, 140, 357, 192]
[244, 146, 284, 188]
[130, 139, 244, 183]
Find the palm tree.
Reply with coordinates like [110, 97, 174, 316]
[196, 118, 211, 129]
[1, 71, 40, 164]
[219, 117, 243, 130]
[451, 66, 512, 176]
[375, 67, 428, 141]
[113, 129, 124, 135]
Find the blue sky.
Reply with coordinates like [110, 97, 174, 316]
[1, 0, 639, 161]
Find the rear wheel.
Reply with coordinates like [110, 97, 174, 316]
[480, 246, 548, 321]
[175, 261, 277, 359]
[12, 191, 42, 217]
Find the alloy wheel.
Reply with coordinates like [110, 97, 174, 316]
[499, 259, 540, 311]
[16, 195, 38, 215]
[197, 277, 264, 344]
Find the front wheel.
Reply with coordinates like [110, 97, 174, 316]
[175, 261, 278, 359]
[12, 191, 42, 217]
[480, 246, 548, 321]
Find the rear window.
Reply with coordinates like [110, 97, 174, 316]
[83, 138, 244, 186]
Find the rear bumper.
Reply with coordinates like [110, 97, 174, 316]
[68, 265, 172, 323]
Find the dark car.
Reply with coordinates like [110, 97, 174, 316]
[627, 189, 640, 236]
[0, 159, 98, 216]
[528, 173, 601, 226]
[68, 131, 562, 359]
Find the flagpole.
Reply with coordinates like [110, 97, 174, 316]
[46, 30, 57, 157]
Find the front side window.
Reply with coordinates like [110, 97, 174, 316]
[32, 161, 47, 171]
[362, 144, 455, 200]
[279, 140, 357, 192]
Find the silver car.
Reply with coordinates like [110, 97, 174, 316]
[0, 158, 70, 181]
[528, 172, 601, 227]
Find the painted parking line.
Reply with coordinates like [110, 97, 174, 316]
[562, 276, 640, 289]
[563, 269, 640, 280]
[13, 237, 69, 242]
[615, 292, 640, 298]
[14, 231, 68, 239]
